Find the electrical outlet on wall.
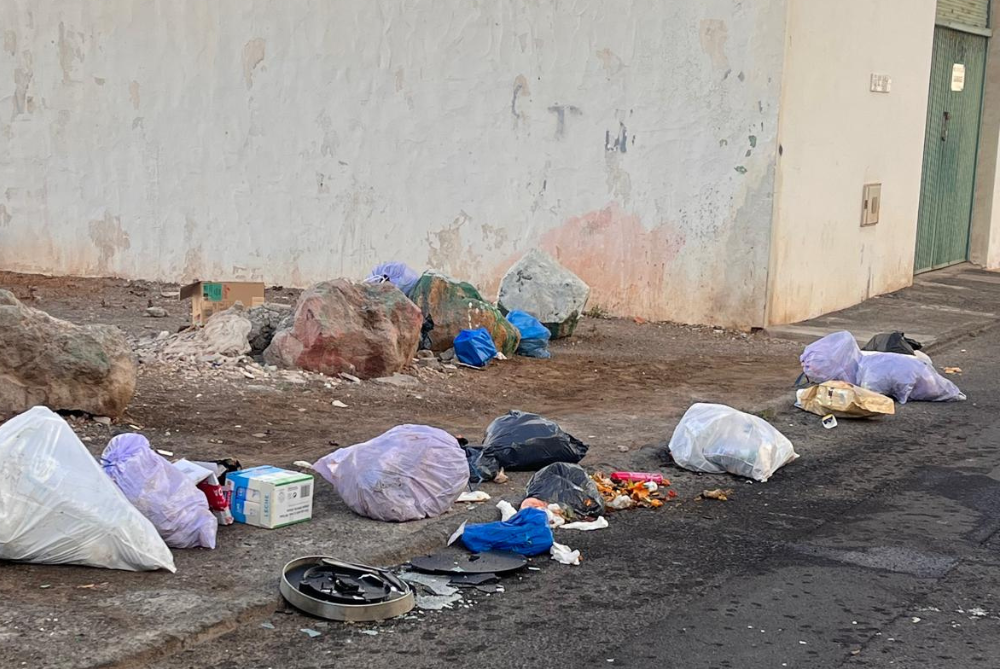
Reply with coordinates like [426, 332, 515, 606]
[861, 183, 882, 227]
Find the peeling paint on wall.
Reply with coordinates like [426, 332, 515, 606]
[242, 37, 266, 89]
[700, 19, 730, 70]
[88, 213, 130, 273]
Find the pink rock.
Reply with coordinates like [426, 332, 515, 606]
[263, 280, 421, 380]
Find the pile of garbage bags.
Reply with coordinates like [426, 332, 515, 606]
[801, 331, 964, 404]
[0, 407, 176, 572]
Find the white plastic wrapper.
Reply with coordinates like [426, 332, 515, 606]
[0, 406, 175, 572]
[857, 352, 966, 403]
[313, 425, 468, 522]
[668, 403, 799, 482]
[800, 331, 862, 384]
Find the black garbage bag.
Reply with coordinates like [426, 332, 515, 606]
[479, 411, 588, 472]
[419, 314, 435, 351]
[525, 462, 605, 519]
[463, 444, 499, 483]
[862, 331, 923, 356]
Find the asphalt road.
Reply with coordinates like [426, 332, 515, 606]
[147, 329, 1000, 669]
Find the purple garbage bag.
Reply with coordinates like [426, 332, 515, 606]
[857, 352, 966, 404]
[313, 425, 468, 522]
[800, 331, 862, 384]
[102, 434, 218, 549]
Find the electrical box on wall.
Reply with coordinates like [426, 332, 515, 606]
[861, 183, 881, 227]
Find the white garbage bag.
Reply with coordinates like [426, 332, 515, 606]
[313, 425, 468, 522]
[668, 403, 799, 482]
[800, 331, 862, 384]
[0, 407, 175, 572]
[856, 352, 966, 403]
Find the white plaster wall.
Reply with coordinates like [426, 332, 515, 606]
[970, 0, 1000, 270]
[766, 0, 937, 325]
[0, 0, 786, 327]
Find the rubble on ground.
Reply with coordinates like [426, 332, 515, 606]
[409, 271, 520, 356]
[264, 279, 422, 379]
[161, 308, 253, 359]
[0, 289, 137, 419]
[498, 248, 590, 339]
[246, 302, 293, 355]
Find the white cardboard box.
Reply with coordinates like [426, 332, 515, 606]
[228, 466, 313, 529]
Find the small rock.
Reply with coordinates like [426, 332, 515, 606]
[616, 445, 630, 453]
[373, 373, 420, 388]
[93, 416, 112, 426]
[252, 432, 267, 438]
[160, 290, 180, 299]
[339, 372, 362, 384]
[145, 307, 168, 318]
[332, 400, 349, 408]
[417, 358, 444, 372]
[416, 349, 436, 360]
[439, 348, 456, 362]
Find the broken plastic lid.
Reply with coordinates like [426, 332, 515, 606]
[280, 556, 414, 621]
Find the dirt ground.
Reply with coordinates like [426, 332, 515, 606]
[0, 270, 805, 669]
[0, 270, 802, 467]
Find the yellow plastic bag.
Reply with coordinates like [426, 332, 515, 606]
[795, 380, 895, 418]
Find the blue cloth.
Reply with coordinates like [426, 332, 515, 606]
[460, 508, 553, 556]
[506, 310, 552, 359]
[454, 327, 498, 367]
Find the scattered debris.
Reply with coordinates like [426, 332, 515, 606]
[300, 628, 322, 638]
[415, 593, 463, 611]
[550, 541, 581, 565]
[281, 557, 414, 621]
[398, 572, 458, 597]
[700, 489, 732, 501]
[460, 508, 553, 556]
[506, 310, 552, 359]
[593, 472, 667, 509]
[261, 621, 275, 630]
[372, 373, 421, 388]
[456, 490, 491, 503]
[339, 372, 362, 384]
[180, 280, 264, 326]
[944, 367, 962, 375]
[145, 306, 168, 318]
[332, 400, 349, 408]
[821, 415, 838, 429]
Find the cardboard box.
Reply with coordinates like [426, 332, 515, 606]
[178, 280, 265, 326]
[228, 466, 314, 529]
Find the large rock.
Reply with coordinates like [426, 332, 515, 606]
[498, 249, 590, 338]
[247, 302, 293, 355]
[0, 290, 137, 419]
[409, 271, 520, 355]
[263, 280, 421, 379]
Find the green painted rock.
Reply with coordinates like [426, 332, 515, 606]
[409, 271, 520, 356]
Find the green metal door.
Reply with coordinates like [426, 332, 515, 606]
[914, 27, 987, 272]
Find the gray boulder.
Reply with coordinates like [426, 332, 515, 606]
[498, 249, 590, 338]
[0, 290, 137, 419]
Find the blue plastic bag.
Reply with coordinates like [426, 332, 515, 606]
[102, 434, 218, 549]
[461, 508, 553, 556]
[365, 261, 420, 296]
[506, 310, 552, 359]
[454, 327, 498, 367]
